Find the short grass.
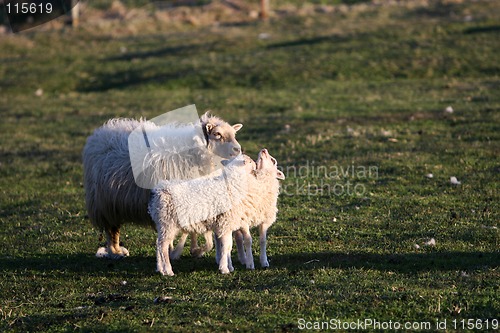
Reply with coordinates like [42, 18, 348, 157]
[1, 0, 499, 331]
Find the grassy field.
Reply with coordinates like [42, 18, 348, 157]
[1, 0, 499, 331]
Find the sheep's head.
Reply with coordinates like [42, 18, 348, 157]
[256, 149, 285, 180]
[201, 111, 243, 159]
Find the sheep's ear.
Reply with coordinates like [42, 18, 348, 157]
[200, 110, 210, 124]
[276, 170, 285, 180]
[233, 124, 243, 132]
[205, 123, 214, 134]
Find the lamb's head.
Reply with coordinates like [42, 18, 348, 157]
[242, 154, 256, 173]
[256, 149, 285, 180]
[201, 112, 243, 159]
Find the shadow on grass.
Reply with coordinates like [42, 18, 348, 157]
[0, 199, 42, 218]
[1, 251, 498, 276]
[105, 43, 214, 62]
[0, 147, 62, 163]
[78, 67, 194, 92]
[0, 253, 156, 276]
[272, 251, 499, 273]
[463, 25, 500, 34]
[5, 311, 99, 332]
[0, 252, 233, 276]
[80, 41, 216, 91]
[266, 35, 351, 49]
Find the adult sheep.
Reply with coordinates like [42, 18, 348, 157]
[83, 112, 243, 259]
[150, 149, 285, 276]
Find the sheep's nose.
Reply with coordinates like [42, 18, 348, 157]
[233, 146, 241, 154]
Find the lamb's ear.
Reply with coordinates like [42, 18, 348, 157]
[276, 170, 285, 180]
[233, 124, 243, 132]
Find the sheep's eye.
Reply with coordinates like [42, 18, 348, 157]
[214, 132, 222, 140]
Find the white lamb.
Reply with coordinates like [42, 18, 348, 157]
[82, 112, 243, 259]
[149, 149, 285, 276]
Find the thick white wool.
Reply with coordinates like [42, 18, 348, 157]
[154, 156, 249, 228]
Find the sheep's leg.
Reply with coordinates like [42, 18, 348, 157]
[259, 223, 270, 268]
[170, 232, 188, 260]
[218, 232, 234, 274]
[240, 227, 254, 270]
[156, 224, 176, 276]
[191, 231, 214, 258]
[97, 226, 129, 259]
[234, 230, 246, 265]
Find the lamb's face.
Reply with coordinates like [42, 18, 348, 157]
[256, 149, 285, 180]
[204, 119, 243, 159]
[242, 154, 256, 174]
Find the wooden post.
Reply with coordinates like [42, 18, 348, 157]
[71, 0, 79, 28]
[260, 0, 269, 20]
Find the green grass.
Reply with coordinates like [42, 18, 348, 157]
[1, 0, 499, 331]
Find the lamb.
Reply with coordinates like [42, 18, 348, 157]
[149, 149, 285, 276]
[82, 112, 243, 259]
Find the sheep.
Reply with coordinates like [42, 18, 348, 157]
[82, 111, 243, 259]
[149, 149, 285, 276]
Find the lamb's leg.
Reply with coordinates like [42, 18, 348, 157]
[170, 232, 188, 260]
[240, 227, 254, 269]
[191, 231, 214, 258]
[259, 223, 270, 268]
[218, 232, 234, 274]
[97, 226, 129, 259]
[156, 224, 176, 276]
[228, 252, 234, 273]
[215, 233, 221, 265]
[234, 230, 246, 265]
[189, 232, 199, 256]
